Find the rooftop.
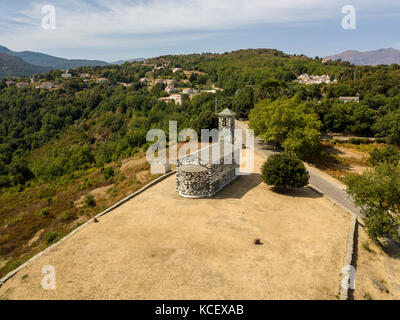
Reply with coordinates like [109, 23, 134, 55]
[218, 108, 236, 117]
[179, 164, 208, 173]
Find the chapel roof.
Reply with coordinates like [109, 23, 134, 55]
[218, 108, 236, 117]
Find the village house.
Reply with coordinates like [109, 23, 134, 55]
[39, 82, 54, 90]
[158, 97, 171, 103]
[153, 65, 165, 71]
[80, 73, 91, 79]
[172, 68, 182, 73]
[97, 78, 108, 84]
[164, 79, 175, 86]
[16, 82, 28, 88]
[139, 77, 149, 83]
[118, 83, 132, 88]
[159, 94, 182, 105]
[155, 79, 175, 87]
[5, 80, 15, 87]
[169, 94, 182, 105]
[182, 88, 196, 95]
[339, 96, 360, 103]
[61, 72, 72, 79]
[295, 74, 336, 85]
[165, 85, 175, 94]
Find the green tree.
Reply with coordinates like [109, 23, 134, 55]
[345, 164, 400, 242]
[192, 110, 218, 136]
[249, 96, 322, 157]
[101, 167, 115, 181]
[261, 152, 310, 189]
[233, 86, 254, 118]
[373, 110, 400, 146]
[10, 163, 34, 186]
[369, 145, 400, 166]
[84, 194, 96, 207]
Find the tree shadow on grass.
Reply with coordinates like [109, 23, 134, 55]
[214, 174, 323, 200]
[270, 186, 324, 199]
[213, 173, 262, 199]
[379, 238, 400, 260]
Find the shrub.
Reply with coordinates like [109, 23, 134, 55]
[8, 260, 22, 271]
[45, 231, 59, 245]
[369, 145, 400, 166]
[40, 207, 50, 217]
[9, 163, 35, 186]
[101, 166, 115, 180]
[0, 175, 10, 188]
[84, 194, 96, 207]
[58, 211, 77, 223]
[261, 152, 310, 188]
[348, 138, 371, 145]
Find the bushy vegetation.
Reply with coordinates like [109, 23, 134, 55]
[345, 164, 400, 242]
[249, 96, 322, 157]
[84, 194, 96, 208]
[369, 145, 400, 166]
[261, 152, 310, 189]
[45, 231, 60, 245]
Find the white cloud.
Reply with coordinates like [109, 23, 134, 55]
[1, 0, 399, 59]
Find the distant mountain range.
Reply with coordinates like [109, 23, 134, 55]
[110, 58, 146, 65]
[0, 53, 51, 78]
[0, 45, 112, 78]
[324, 48, 400, 66]
[0, 46, 109, 70]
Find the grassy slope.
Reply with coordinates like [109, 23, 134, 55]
[0, 127, 157, 277]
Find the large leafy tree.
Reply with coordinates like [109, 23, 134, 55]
[249, 96, 322, 157]
[233, 86, 254, 118]
[191, 110, 218, 136]
[345, 164, 400, 242]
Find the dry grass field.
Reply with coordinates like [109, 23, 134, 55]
[354, 228, 400, 300]
[0, 151, 351, 300]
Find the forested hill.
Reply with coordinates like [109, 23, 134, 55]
[1, 48, 400, 180]
[149, 49, 345, 83]
[1, 48, 400, 276]
[0, 45, 109, 74]
[0, 53, 51, 78]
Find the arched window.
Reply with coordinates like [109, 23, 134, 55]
[222, 118, 227, 127]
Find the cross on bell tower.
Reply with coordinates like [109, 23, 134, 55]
[218, 108, 236, 143]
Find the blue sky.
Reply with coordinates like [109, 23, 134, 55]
[0, 0, 399, 62]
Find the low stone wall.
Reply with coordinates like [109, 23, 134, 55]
[339, 216, 358, 300]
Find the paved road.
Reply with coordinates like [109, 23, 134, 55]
[236, 120, 361, 217]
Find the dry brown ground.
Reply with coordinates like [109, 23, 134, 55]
[354, 227, 400, 300]
[0, 152, 350, 300]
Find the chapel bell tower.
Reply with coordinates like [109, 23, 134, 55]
[218, 108, 236, 143]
